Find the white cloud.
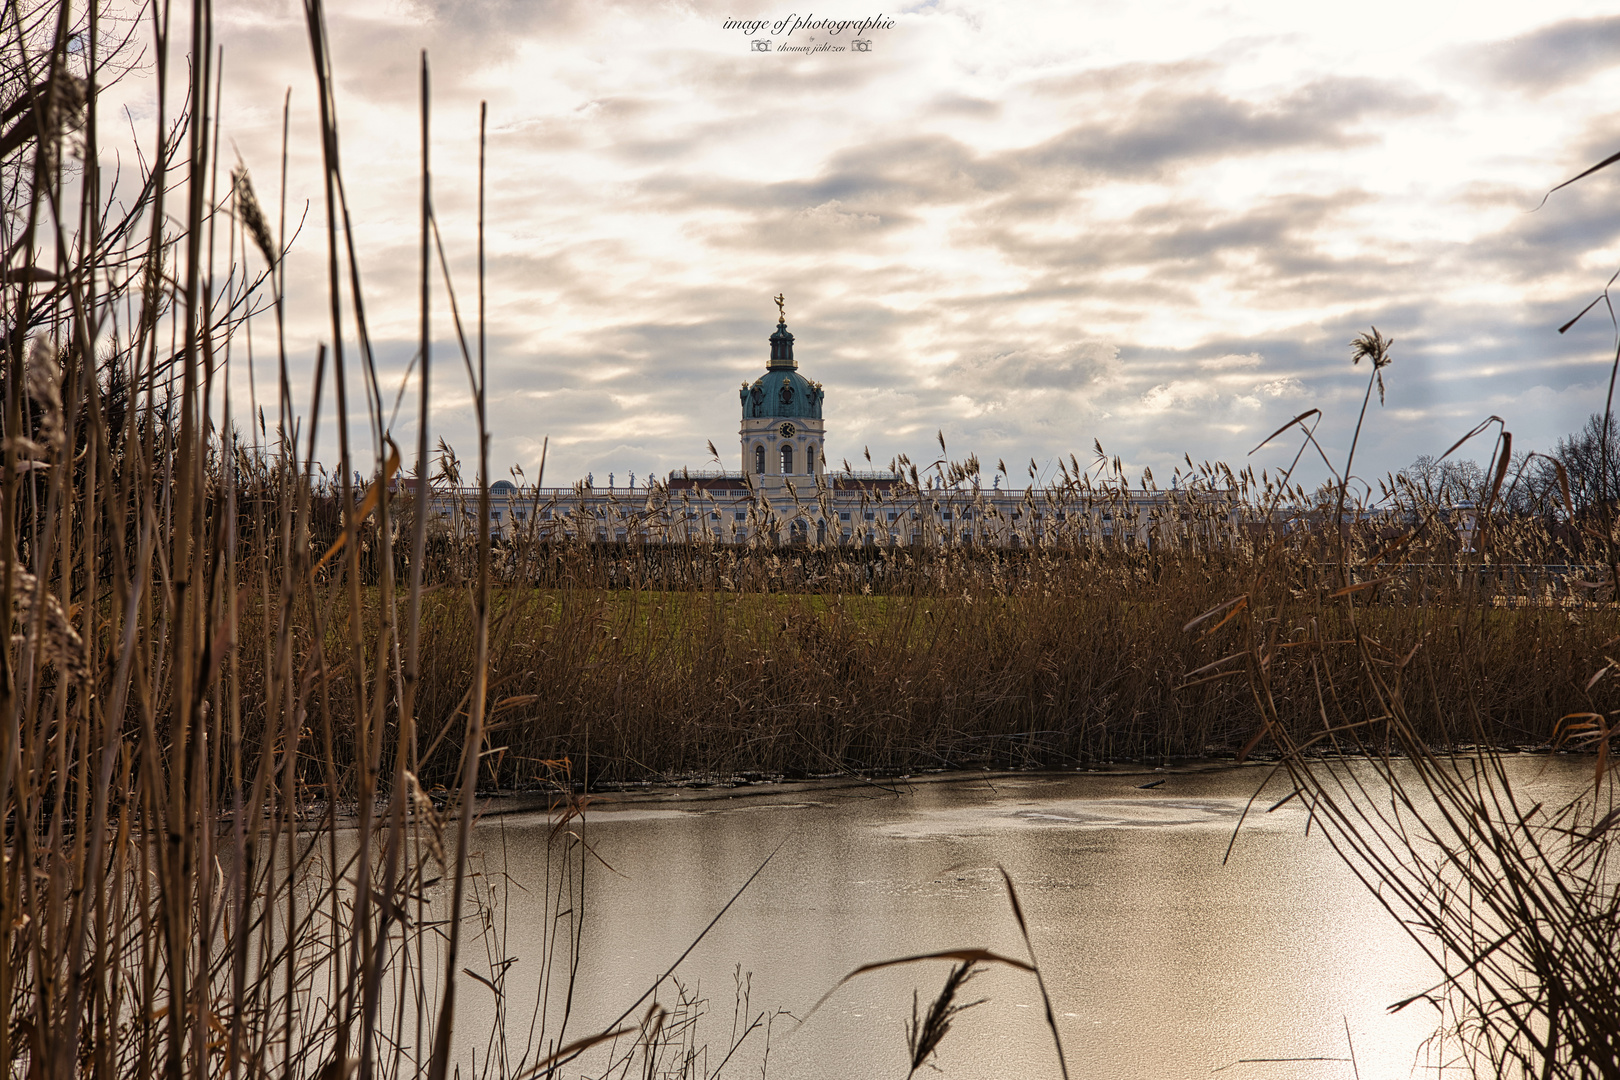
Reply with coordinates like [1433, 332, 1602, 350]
[1201, 352, 1263, 369]
[1255, 376, 1305, 397]
[152, 0, 1620, 486]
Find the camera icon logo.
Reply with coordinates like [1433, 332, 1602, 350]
[852, 39, 872, 52]
[751, 39, 772, 52]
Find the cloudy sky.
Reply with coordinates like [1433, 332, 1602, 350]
[183, 0, 1620, 489]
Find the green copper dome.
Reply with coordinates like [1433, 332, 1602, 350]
[741, 320, 823, 420]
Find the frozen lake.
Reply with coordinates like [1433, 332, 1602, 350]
[450, 759, 1595, 1079]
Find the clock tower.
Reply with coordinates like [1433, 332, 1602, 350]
[739, 310, 825, 493]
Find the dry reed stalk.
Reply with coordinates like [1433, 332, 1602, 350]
[806, 868, 1066, 1078]
[0, 4, 631, 1079]
[1202, 329, 1620, 1078]
[905, 961, 986, 1077]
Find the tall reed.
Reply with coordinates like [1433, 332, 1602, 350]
[1207, 333, 1620, 1076]
[361, 454, 1615, 784]
[0, 3, 659, 1078]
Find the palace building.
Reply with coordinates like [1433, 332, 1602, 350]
[424, 309, 1209, 548]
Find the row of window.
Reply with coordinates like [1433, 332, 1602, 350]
[437, 496, 1151, 525]
[443, 506, 1137, 528]
[753, 444, 820, 475]
[582, 528, 1087, 547]
[500, 526, 1132, 550]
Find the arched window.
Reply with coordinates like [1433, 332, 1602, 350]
[754, 445, 765, 474]
[780, 445, 794, 474]
[805, 444, 817, 474]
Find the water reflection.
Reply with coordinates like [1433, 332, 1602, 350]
[458, 758, 1594, 1080]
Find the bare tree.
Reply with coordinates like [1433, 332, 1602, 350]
[1401, 454, 1487, 503]
[1548, 413, 1620, 516]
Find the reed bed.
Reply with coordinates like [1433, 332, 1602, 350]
[1198, 336, 1620, 1075]
[250, 543, 1614, 787]
[316, 459, 1616, 784]
[0, 2, 771, 1078]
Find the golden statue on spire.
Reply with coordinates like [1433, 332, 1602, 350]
[774, 293, 786, 322]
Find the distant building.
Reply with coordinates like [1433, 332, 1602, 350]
[421, 314, 1232, 548]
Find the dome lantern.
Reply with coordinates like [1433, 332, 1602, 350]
[768, 319, 796, 369]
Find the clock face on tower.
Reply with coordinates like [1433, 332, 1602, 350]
[779, 422, 796, 438]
